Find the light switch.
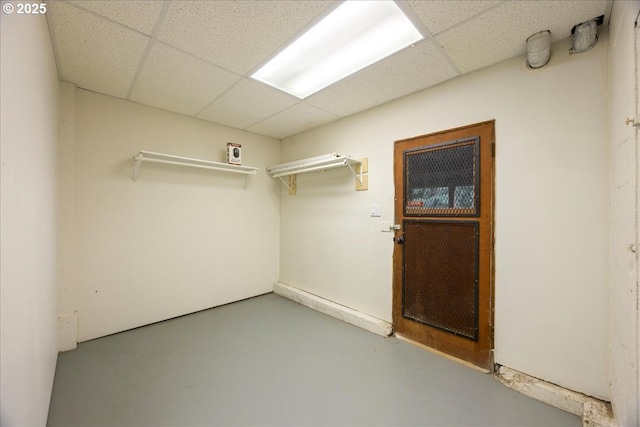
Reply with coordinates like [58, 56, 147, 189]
[370, 204, 381, 217]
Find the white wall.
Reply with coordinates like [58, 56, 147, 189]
[281, 35, 610, 399]
[0, 4, 60, 426]
[59, 89, 281, 342]
[57, 81, 79, 351]
[608, 1, 640, 425]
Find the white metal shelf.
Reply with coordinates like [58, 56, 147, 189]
[133, 150, 258, 188]
[266, 153, 364, 193]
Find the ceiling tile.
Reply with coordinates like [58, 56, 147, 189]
[436, 1, 608, 74]
[196, 79, 299, 130]
[247, 103, 339, 140]
[407, 0, 503, 35]
[129, 42, 240, 117]
[47, 1, 149, 98]
[156, 0, 337, 74]
[305, 40, 458, 117]
[69, 0, 164, 35]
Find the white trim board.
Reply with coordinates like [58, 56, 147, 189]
[273, 282, 392, 337]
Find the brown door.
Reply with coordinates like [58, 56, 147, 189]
[393, 121, 495, 371]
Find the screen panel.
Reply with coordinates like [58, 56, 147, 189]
[402, 220, 479, 340]
[404, 137, 479, 217]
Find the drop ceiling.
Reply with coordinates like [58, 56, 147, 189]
[45, 0, 611, 140]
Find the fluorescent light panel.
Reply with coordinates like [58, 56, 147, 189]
[251, 1, 423, 99]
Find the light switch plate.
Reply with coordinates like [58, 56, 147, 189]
[370, 204, 381, 217]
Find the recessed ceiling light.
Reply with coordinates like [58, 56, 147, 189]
[251, 1, 424, 99]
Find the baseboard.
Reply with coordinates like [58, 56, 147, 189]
[273, 282, 392, 337]
[495, 366, 615, 426]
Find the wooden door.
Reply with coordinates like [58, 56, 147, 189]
[393, 121, 495, 371]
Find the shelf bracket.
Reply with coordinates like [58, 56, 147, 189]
[346, 162, 363, 185]
[133, 154, 142, 181]
[277, 176, 292, 192]
[276, 175, 296, 195]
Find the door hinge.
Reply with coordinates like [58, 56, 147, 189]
[491, 142, 496, 157]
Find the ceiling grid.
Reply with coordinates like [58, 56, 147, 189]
[45, 0, 611, 140]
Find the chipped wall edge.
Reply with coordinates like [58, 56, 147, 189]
[496, 366, 615, 427]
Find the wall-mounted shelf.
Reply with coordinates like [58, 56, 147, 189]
[266, 153, 367, 194]
[133, 151, 258, 189]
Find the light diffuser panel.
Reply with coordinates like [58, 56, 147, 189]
[251, 1, 424, 99]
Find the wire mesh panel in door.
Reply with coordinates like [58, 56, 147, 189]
[402, 220, 479, 341]
[404, 137, 479, 217]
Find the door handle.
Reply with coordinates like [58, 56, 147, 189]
[394, 236, 405, 244]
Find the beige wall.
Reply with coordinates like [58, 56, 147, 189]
[608, 1, 640, 425]
[0, 5, 60, 426]
[281, 35, 610, 399]
[58, 89, 281, 342]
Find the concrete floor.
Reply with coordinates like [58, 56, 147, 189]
[47, 293, 581, 426]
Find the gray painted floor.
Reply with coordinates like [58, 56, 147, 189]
[48, 293, 581, 427]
